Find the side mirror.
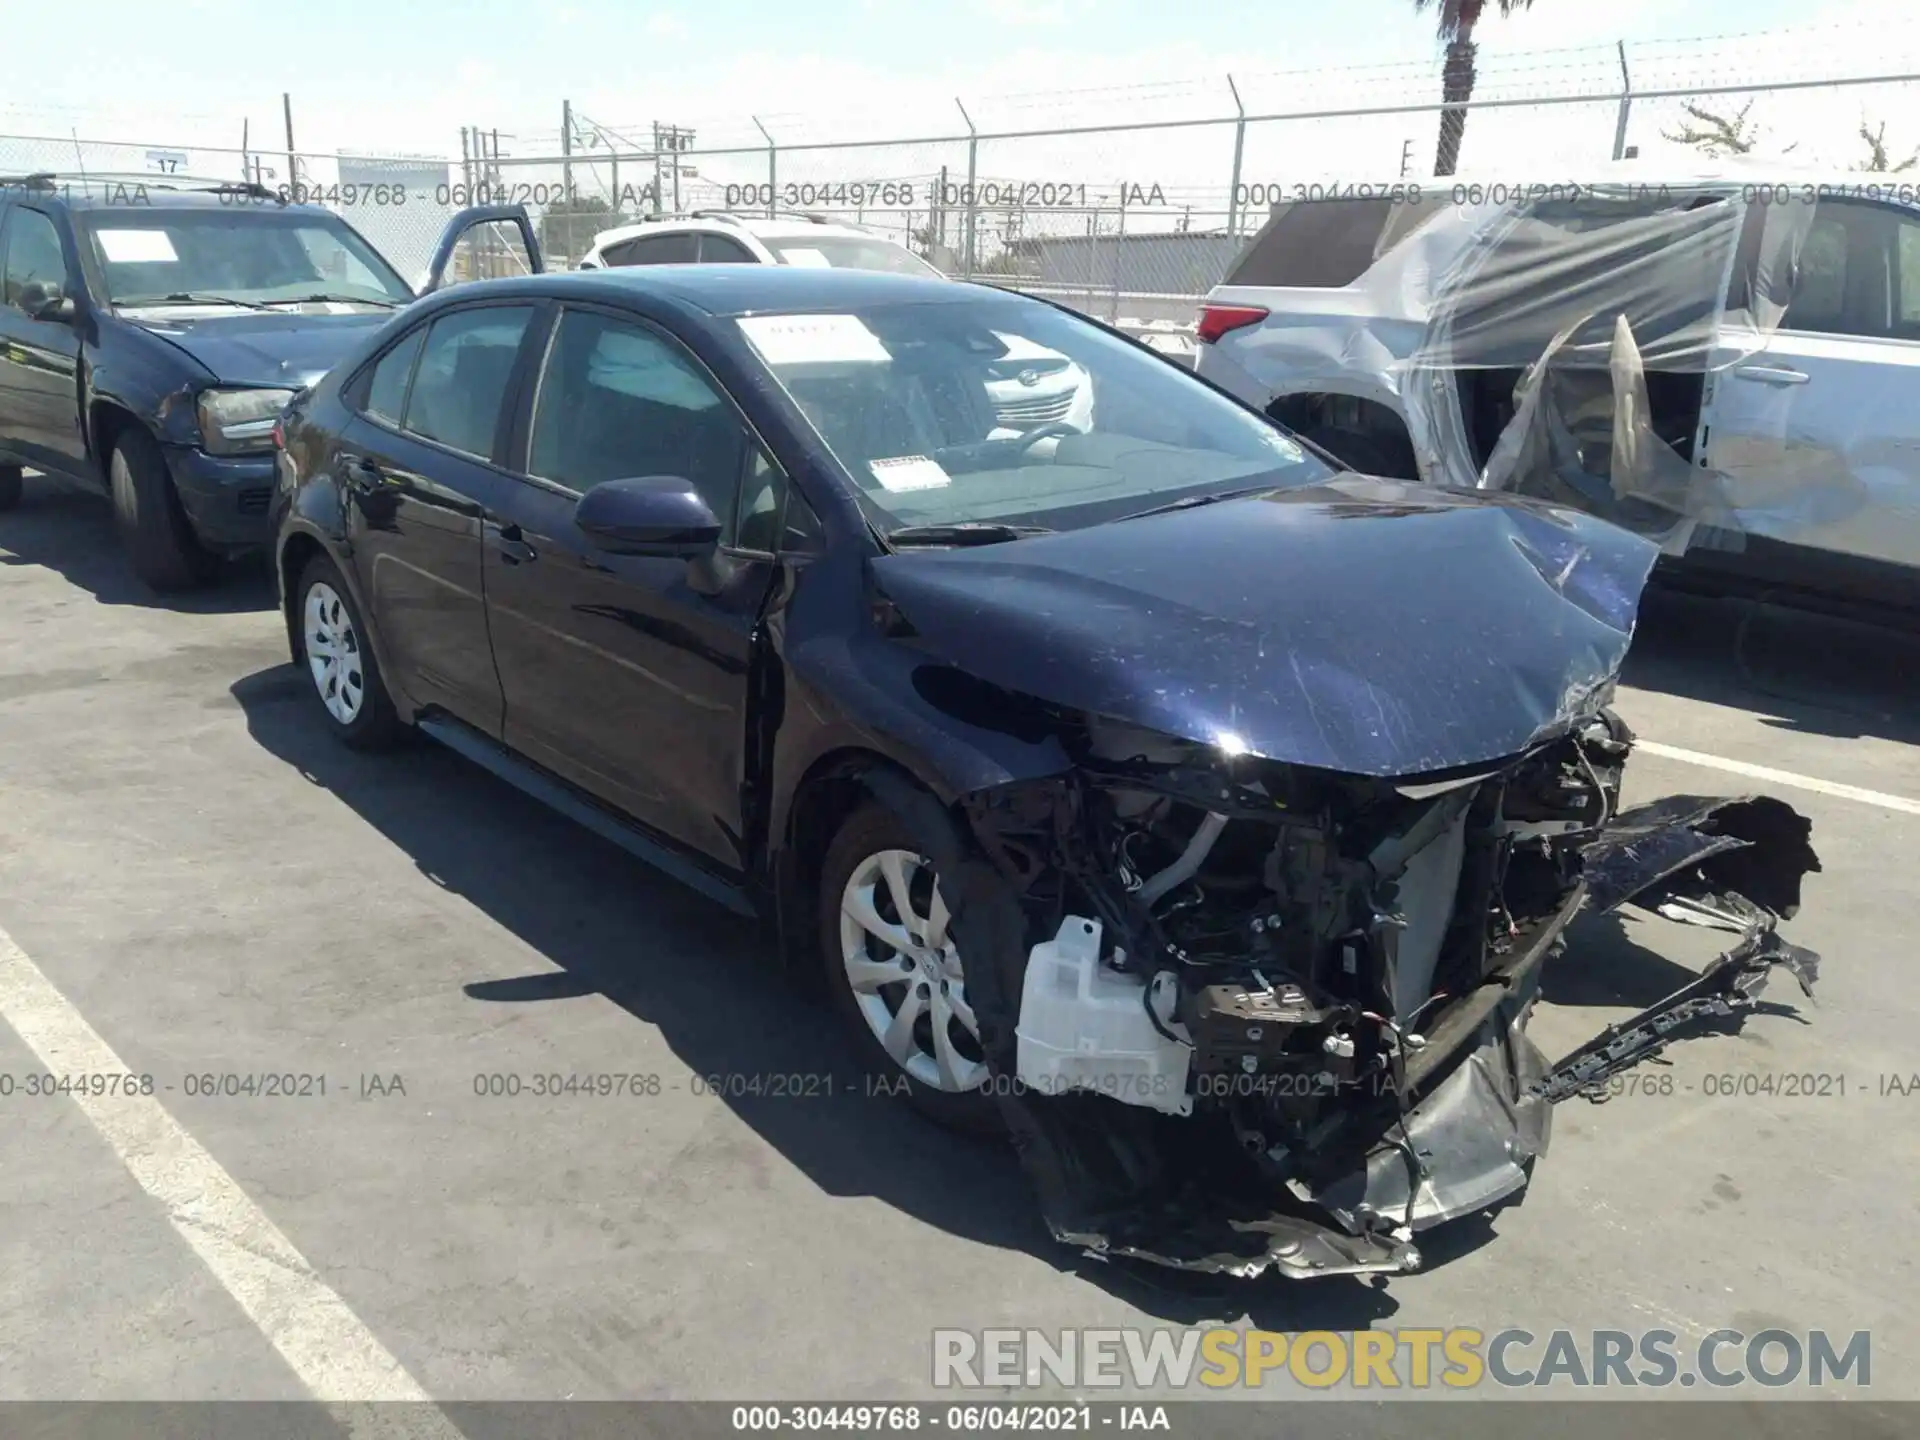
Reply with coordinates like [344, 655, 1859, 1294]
[574, 476, 722, 554]
[19, 279, 75, 323]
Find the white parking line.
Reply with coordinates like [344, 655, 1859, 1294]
[0, 922, 465, 1437]
[1636, 740, 1920, 817]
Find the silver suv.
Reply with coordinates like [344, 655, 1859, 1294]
[1195, 165, 1920, 611]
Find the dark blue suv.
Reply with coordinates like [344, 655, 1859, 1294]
[0, 173, 534, 590]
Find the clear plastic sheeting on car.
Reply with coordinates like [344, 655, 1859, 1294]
[1248, 181, 1825, 555]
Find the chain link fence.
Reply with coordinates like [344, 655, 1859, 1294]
[7, 28, 1920, 355]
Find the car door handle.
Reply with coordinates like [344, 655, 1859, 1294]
[340, 454, 388, 493]
[1733, 365, 1809, 386]
[486, 521, 538, 564]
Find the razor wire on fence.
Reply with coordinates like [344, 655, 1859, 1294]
[7, 30, 1920, 347]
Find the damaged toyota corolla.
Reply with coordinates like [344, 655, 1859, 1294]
[274, 267, 1823, 1281]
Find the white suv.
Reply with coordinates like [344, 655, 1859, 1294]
[579, 212, 1093, 437]
[1195, 165, 1920, 611]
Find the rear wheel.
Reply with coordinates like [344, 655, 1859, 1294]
[1299, 423, 1418, 480]
[0, 463, 22, 512]
[109, 428, 216, 591]
[296, 554, 405, 750]
[819, 802, 998, 1134]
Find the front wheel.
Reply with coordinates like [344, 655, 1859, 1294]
[109, 429, 216, 591]
[819, 802, 998, 1134]
[296, 555, 405, 749]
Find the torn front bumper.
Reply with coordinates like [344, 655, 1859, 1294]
[996, 793, 1822, 1281]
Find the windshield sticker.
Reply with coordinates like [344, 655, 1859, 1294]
[779, 248, 833, 268]
[869, 455, 952, 493]
[1263, 432, 1306, 463]
[737, 313, 890, 366]
[95, 229, 178, 263]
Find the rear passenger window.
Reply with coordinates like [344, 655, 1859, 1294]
[1223, 198, 1398, 288]
[403, 305, 534, 460]
[363, 327, 425, 425]
[528, 308, 750, 539]
[699, 234, 757, 264]
[625, 233, 698, 264]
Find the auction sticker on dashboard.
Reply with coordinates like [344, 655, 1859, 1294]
[737, 313, 889, 366]
[95, 229, 179, 263]
[870, 455, 951, 492]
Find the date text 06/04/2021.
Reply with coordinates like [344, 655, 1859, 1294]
[729, 1404, 1172, 1432]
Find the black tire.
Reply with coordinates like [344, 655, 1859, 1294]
[1299, 423, 1418, 480]
[819, 801, 1000, 1135]
[294, 553, 406, 750]
[109, 428, 217, 591]
[0, 463, 23, 512]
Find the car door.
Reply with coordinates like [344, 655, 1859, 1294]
[0, 203, 88, 478]
[481, 302, 795, 868]
[1703, 197, 1920, 569]
[421, 204, 543, 292]
[338, 299, 539, 734]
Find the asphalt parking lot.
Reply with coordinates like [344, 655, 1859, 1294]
[2, 471, 1918, 1432]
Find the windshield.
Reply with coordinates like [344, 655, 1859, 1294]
[81, 209, 413, 307]
[736, 297, 1328, 535]
[764, 236, 942, 277]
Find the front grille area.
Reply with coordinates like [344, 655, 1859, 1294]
[235, 487, 272, 516]
[993, 390, 1075, 425]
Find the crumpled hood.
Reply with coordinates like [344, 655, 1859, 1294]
[131, 311, 390, 388]
[871, 475, 1660, 777]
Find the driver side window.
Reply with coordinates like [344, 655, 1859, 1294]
[529, 308, 795, 548]
[2, 208, 70, 310]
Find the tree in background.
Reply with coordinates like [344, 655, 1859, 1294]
[1660, 99, 1762, 158]
[1413, 0, 1535, 177]
[1859, 119, 1919, 172]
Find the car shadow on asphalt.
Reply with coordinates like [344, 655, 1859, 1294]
[1625, 584, 1920, 743]
[0, 473, 275, 613]
[228, 660, 1418, 1326]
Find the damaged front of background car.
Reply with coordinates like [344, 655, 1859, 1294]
[838, 479, 1822, 1281]
[1211, 175, 1920, 594]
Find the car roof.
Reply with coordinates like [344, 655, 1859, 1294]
[0, 181, 335, 217]
[589, 215, 887, 249]
[497, 264, 1015, 316]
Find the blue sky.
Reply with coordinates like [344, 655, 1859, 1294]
[5, 0, 1919, 169]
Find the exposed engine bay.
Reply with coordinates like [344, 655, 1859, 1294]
[927, 706, 1821, 1281]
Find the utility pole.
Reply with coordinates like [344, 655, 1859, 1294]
[562, 99, 574, 203]
[651, 122, 695, 215]
[282, 93, 296, 196]
[1400, 138, 1414, 178]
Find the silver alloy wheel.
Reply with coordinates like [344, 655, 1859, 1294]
[839, 847, 988, 1093]
[303, 581, 367, 725]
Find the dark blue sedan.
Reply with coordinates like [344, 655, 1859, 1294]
[270, 263, 1822, 1282]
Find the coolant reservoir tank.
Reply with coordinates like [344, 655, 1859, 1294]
[1015, 916, 1193, 1116]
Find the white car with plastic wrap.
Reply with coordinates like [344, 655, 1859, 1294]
[579, 212, 1093, 435]
[1195, 163, 1920, 613]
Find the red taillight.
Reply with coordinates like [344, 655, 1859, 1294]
[1195, 303, 1269, 345]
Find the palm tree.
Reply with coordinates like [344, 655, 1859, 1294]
[1414, 0, 1535, 177]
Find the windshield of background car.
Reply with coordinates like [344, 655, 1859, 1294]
[762, 236, 942, 276]
[80, 209, 413, 306]
[736, 297, 1328, 533]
